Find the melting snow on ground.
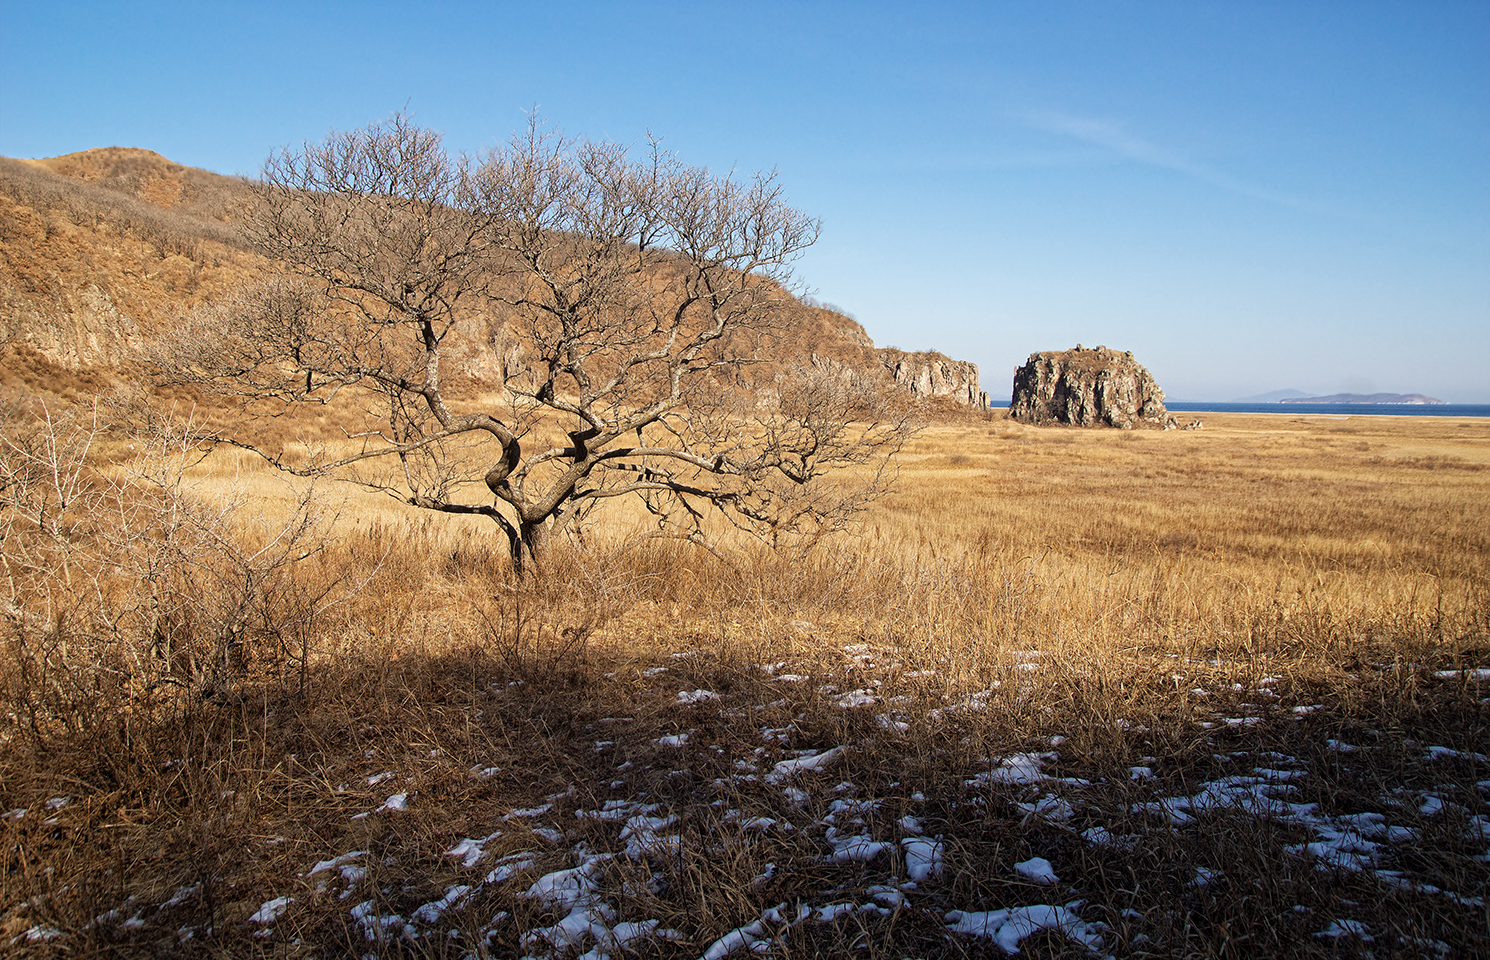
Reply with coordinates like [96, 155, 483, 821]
[946, 905, 1106, 954]
[43, 662, 1488, 957]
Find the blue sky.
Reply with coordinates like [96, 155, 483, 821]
[3, 1, 1487, 401]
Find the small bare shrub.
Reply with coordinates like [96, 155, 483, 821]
[0, 401, 348, 751]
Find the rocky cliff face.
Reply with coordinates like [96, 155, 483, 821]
[878, 349, 984, 406]
[1009, 345, 1169, 428]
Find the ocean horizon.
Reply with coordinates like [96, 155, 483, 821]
[986, 401, 1490, 418]
[1167, 401, 1490, 417]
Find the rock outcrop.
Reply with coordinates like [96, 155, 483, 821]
[878, 349, 985, 406]
[1008, 345, 1169, 429]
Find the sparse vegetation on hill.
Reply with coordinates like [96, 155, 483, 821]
[0, 144, 966, 405]
[0, 152, 256, 367]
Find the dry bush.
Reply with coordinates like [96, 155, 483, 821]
[0, 401, 353, 752]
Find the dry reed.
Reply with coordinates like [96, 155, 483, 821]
[2, 407, 1485, 957]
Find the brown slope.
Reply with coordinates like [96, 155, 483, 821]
[22, 146, 249, 218]
[0, 149, 981, 406]
[0, 151, 260, 379]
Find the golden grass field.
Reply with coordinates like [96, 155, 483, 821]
[2, 407, 1487, 958]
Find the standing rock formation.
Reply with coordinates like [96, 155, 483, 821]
[1008, 345, 1170, 428]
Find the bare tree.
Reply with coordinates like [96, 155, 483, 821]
[166, 114, 910, 572]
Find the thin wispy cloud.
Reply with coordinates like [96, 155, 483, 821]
[1019, 110, 1316, 212]
[876, 149, 1109, 176]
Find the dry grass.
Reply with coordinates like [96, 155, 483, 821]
[2, 408, 1486, 958]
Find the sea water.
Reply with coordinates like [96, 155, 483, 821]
[986, 401, 1490, 418]
[1166, 402, 1490, 418]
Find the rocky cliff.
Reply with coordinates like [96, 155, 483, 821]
[1008, 345, 1170, 428]
[808, 348, 985, 408]
[878, 349, 985, 406]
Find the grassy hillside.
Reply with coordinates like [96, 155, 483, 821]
[0, 148, 953, 399]
[0, 150, 256, 370]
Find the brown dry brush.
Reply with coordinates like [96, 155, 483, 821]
[0, 400, 349, 748]
[7, 551, 1485, 956]
[1, 408, 1487, 956]
[0, 156, 250, 258]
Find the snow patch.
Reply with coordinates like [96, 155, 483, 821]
[902, 837, 944, 881]
[766, 746, 844, 783]
[249, 897, 293, 925]
[946, 905, 1105, 955]
[1014, 856, 1058, 885]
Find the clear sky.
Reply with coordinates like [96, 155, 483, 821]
[3, 1, 1487, 402]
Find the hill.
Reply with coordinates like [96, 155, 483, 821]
[0, 148, 982, 406]
[1280, 392, 1444, 405]
[1232, 388, 1311, 403]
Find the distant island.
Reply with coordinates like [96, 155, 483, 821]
[1279, 393, 1444, 405]
[1232, 389, 1312, 403]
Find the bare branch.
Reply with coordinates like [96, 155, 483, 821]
[151, 112, 906, 574]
